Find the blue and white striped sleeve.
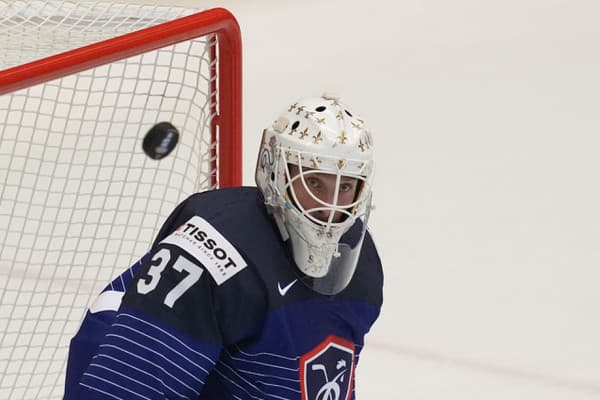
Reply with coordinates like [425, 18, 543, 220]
[75, 307, 221, 399]
[65, 255, 148, 399]
[71, 243, 226, 399]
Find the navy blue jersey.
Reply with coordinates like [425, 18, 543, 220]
[65, 187, 383, 400]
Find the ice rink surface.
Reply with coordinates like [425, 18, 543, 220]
[123, 0, 600, 398]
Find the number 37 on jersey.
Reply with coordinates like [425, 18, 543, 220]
[136, 215, 248, 307]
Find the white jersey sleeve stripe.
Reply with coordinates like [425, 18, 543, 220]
[88, 343, 195, 398]
[118, 313, 217, 365]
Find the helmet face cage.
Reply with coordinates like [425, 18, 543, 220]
[279, 149, 372, 232]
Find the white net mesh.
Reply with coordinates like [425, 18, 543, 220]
[1, 1, 200, 68]
[0, 2, 236, 399]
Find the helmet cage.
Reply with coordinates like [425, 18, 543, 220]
[272, 147, 373, 233]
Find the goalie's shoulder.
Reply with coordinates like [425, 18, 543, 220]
[157, 186, 279, 255]
[126, 189, 272, 342]
[185, 186, 264, 217]
[151, 185, 280, 291]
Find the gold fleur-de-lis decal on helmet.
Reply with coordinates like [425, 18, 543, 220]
[288, 102, 298, 112]
[299, 128, 309, 140]
[337, 160, 345, 169]
[285, 150, 292, 160]
[336, 111, 344, 120]
[358, 141, 366, 152]
[312, 131, 323, 144]
[337, 131, 347, 144]
[316, 117, 326, 124]
[296, 105, 305, 115]
[351, 121, 362, 129]
[304, 111, 315, 119]
[360, 129, 373, 146]
[310, 157, 322, 169]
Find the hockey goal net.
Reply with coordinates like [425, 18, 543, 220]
[0, 2, 242, 399]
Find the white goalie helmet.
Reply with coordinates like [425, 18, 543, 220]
[255, 94, 375, 295]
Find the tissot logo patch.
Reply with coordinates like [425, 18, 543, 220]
[160, 216, 247, 285]
[299, 335, 355, 400]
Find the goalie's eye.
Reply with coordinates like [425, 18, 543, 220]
[339, 182, 355, 193]
[306, 176, 321, 189]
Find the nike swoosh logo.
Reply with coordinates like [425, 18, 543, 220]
[278, 279, 298, 296]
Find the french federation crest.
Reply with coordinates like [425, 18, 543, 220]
[299, 335, 355, 400]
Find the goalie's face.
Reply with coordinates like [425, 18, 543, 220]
[287, 164, 360, 225]
[280, 161, 372, 295]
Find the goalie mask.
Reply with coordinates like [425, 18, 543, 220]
[255, 94, 374, 295]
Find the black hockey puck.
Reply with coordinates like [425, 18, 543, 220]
[142, 122, 179, 160]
